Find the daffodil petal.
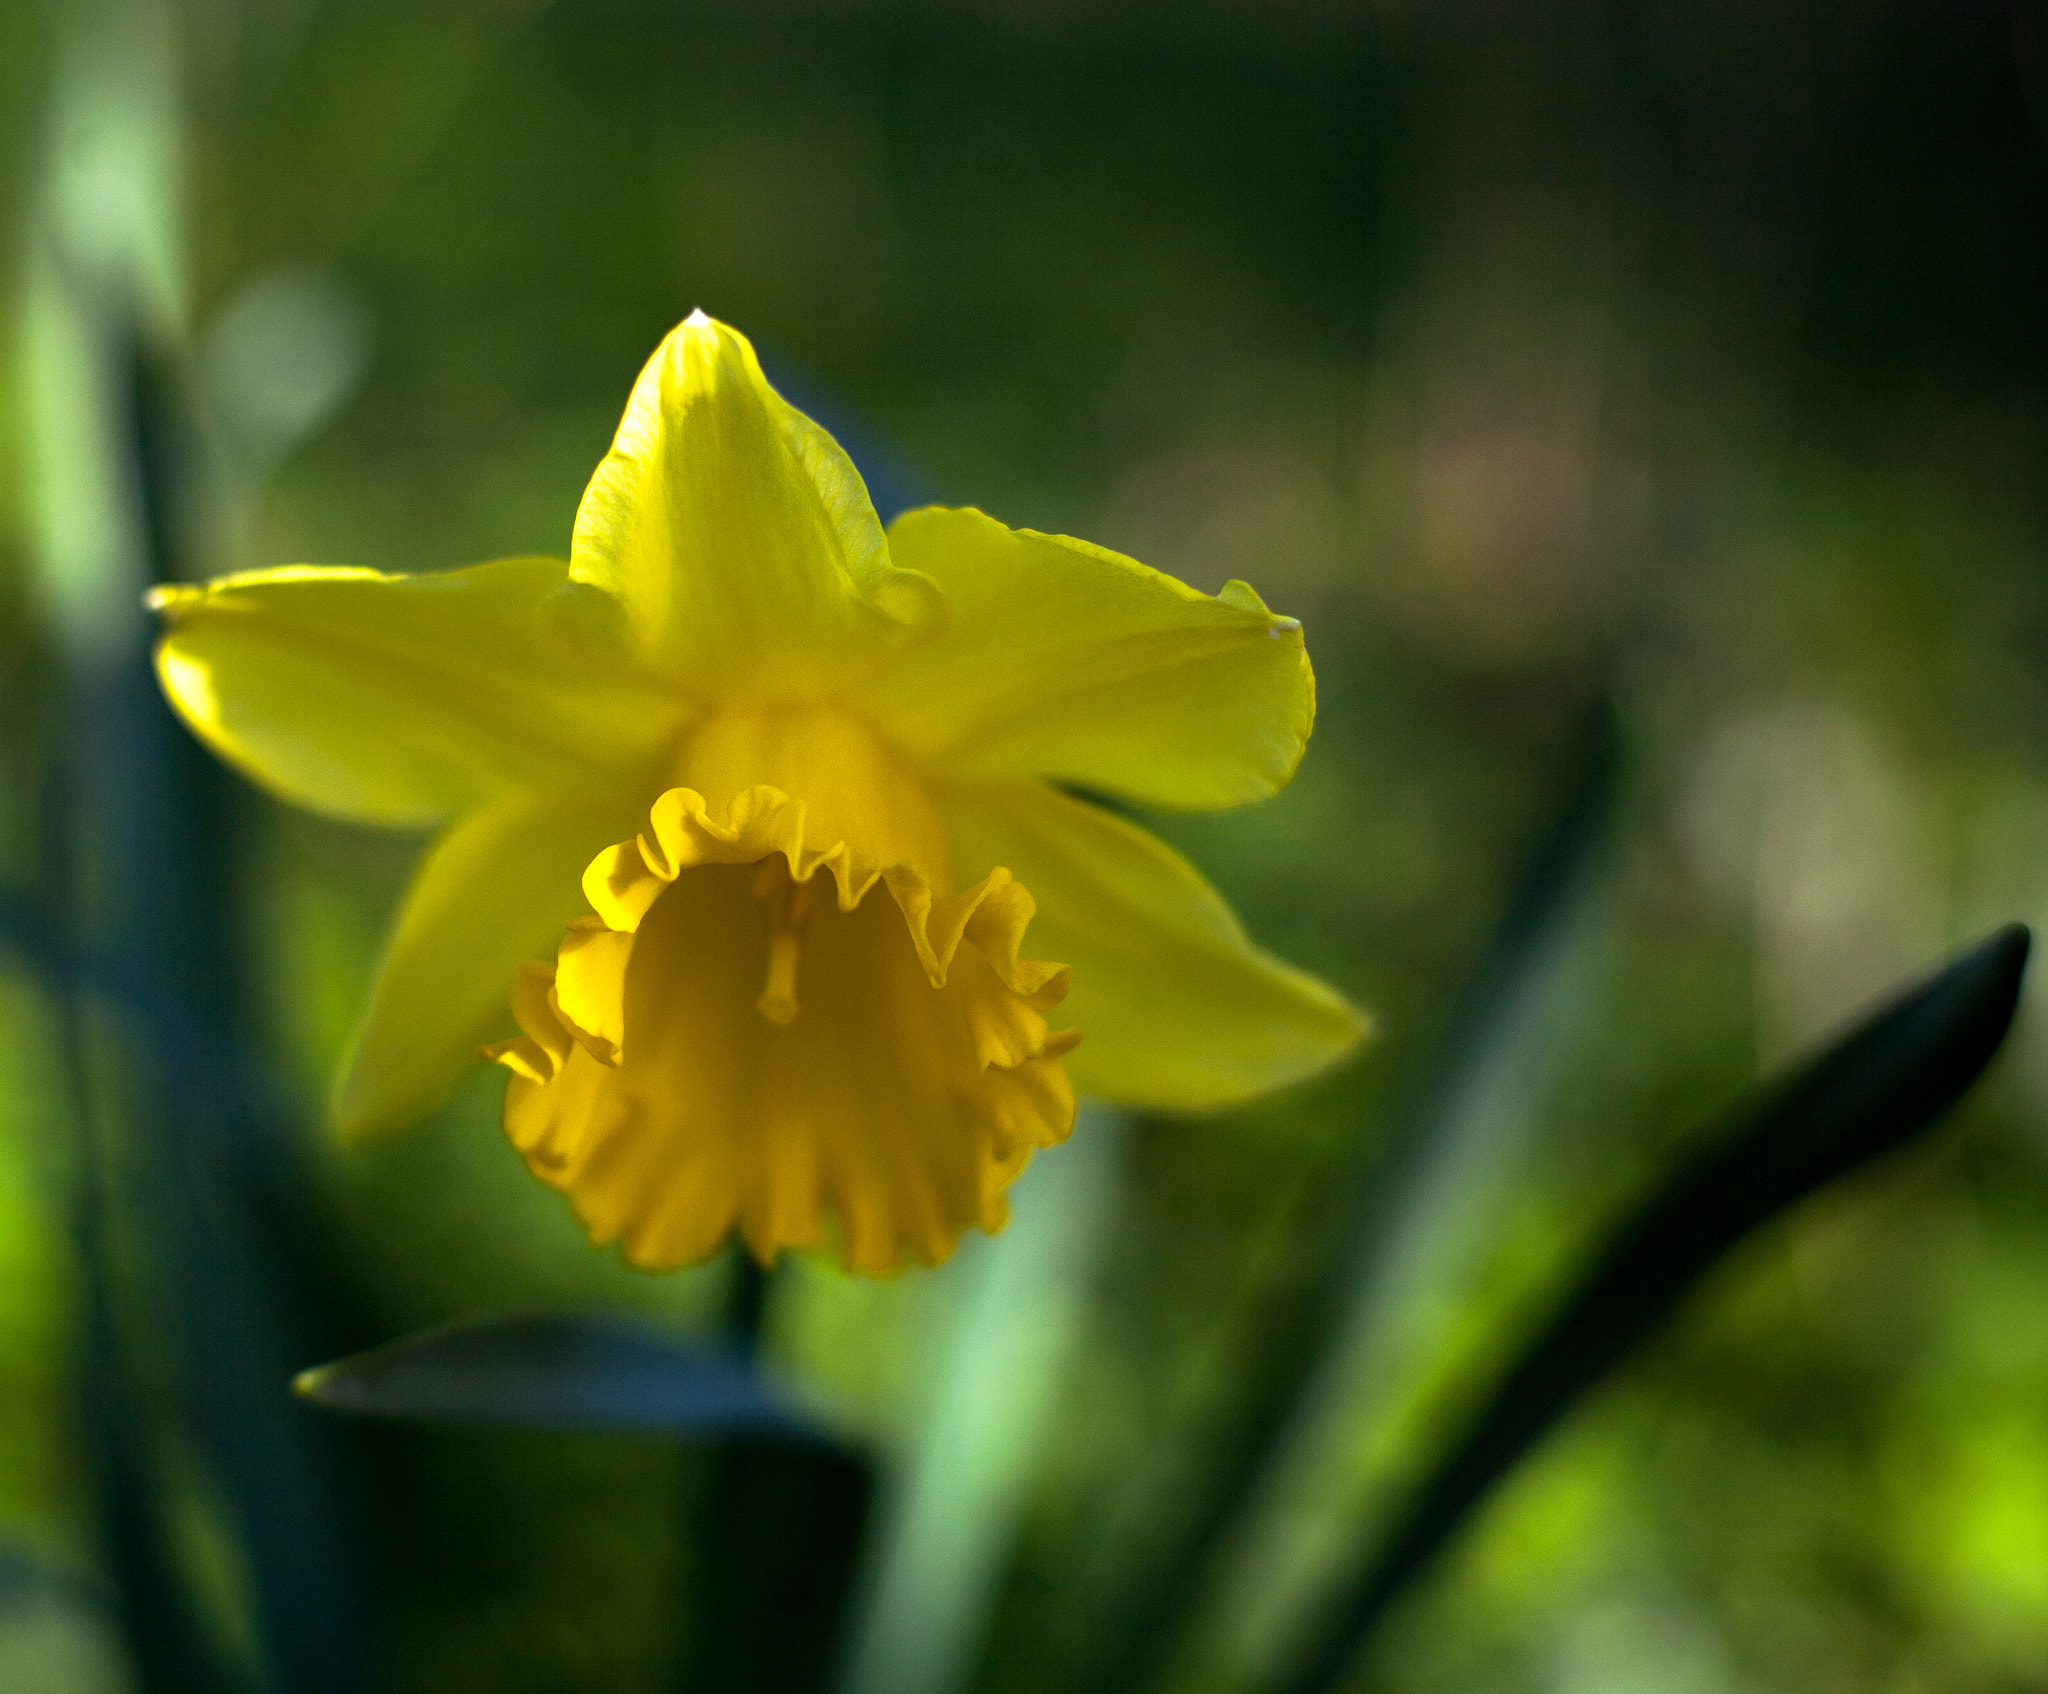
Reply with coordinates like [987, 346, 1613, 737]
[858, 506, 1314, 810]
[334, 789, 650, 1140]
[569, 313, 943, 698]
[939, 779, 1369, 1109]
[150, 557, 686, 828]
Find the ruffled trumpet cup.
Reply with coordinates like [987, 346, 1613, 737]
[490, 784, 1080, 1274]
[152, 310, 1369, 1273]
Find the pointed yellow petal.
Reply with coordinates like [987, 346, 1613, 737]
[333, 790, 651, 1140]
[858, 507, 1314, 811]
[939, 779, 1370, 1109]
[570, 312, 942, 698]
[151, 557, 687, 827]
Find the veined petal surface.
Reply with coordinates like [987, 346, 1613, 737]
[336, 789, 651, 1140]
[858, 506, 1315, 810]
[570, 313, 942, 698]
[151, 557, 685, 828]
[939, 779, 1369, 1109]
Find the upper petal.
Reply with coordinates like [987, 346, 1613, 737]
[151, 557, 686, 828]
[856, 506, 1315, 811]
[569, 312, 943, 700]
[333, 788, 650, 1139]
[938, 779, 1370, 1109]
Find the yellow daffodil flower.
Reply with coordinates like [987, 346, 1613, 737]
[151, 312, 1367, 1273]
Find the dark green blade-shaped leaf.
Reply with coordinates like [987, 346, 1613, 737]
[26, 319, 373, 1694]
[295, 1312, 838, 1440]
[0, 1542, 112, 1615]
[652, 1246, 876, 1693]
[1277, 923, 2031, 1694]
[1072, 693, 1620, 1694]
[688, 1438, 874, 1694]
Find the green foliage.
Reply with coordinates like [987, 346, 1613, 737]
[7, 4, 2048, 1693]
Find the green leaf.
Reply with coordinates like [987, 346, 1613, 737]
[293, 1312, 840, 1440]
[1277, 923, 2031, 1694]
[1072, 694, 1620, 1694]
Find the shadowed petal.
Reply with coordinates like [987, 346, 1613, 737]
[939, 778, 1368, 1109]
[335, 788, 651, 1140]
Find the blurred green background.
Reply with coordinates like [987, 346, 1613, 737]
[4, 2, 2048, 1691]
